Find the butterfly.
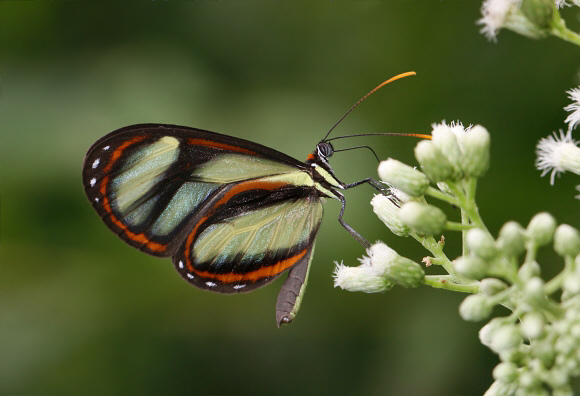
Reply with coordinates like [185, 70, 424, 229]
[82, 72, 418, 326]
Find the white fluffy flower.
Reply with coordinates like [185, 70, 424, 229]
[564, 87, 580, 131]
[478, 0, 520, 40]
[535, 129, 580, 184]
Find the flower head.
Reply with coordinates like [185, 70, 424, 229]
[536, 129, 580, 184]
[478, 0, 552, 40]
[564, 87, 580, 131]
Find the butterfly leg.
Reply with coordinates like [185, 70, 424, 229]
[343, 177, 386, 193]
[336, 193, 371, 249]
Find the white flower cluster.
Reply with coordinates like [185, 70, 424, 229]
[456, 215, 580, 395]
[336, 119, 580, 393]
[536, 87, 580, 198]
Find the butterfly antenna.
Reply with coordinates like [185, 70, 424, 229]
[322, 71, 417, 142]
[334, 145, 381, 163]
[326, 132, 432, 142]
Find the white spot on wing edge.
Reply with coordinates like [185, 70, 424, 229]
[178, 260, 184, 269]
[233, 284, 246, 290]
[103, 145, 110, 151]
[92, 158, 100, 169]
[90, 178, 96, 187]
[95, 197, 99, 203]
[205, 281, 216, 287]
[186, 273, 194, 279]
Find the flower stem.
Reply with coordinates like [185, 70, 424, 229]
[550, 12, 580, 47]
[423, 275, 480, 293]
[425, 186, 459, 206]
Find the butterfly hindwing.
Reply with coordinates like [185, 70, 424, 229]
[82, 124, 308, 258]
[172, 179, 324, 293]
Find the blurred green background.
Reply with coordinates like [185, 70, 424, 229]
[3, 2, 580, 395]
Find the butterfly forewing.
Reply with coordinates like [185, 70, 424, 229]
[82, 124, 308, 258]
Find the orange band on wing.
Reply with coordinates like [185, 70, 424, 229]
[99, 135, 167, 253]
[192, 247, 309, 283]
[188, 138, 257, 155]
[103, 136, 146, 173]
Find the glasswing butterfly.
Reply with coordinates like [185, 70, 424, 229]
[82, 72, 422, 326]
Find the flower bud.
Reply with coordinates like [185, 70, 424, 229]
[497, 221, 527, 257]
[414, 140, 454, 182]
[520, 312, 545, 340]
[527, 212, 556, 246]
[562, 272, 580, 296]
[518, 260, 541, 281]
[371, 194, 410, 237]
[489, 323, 522, 353]
[492, 362, 519, 383]
[366, 243, 425, 288]
[378, 159, 430, 197]
[479, 319, 500, 347]
[520, 0, 554, 32]
[553, 224, 580, 257]
[518, 370, 541, 390]
[467, 228, 498, 260]
[459, 294, 493, 321]
[453, 256, 487, 280]
[524, 277, 546, 304]
[460, 125, 490, 178]
[431, 123, 462, 176]
[399, 201, 447, 235]
[333, 262, 393, 293]
[480, 278, 508, 296]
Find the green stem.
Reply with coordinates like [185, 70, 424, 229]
[423, 275, 480, 293]
[461, 178, 488, 232]
[550, 11, 580, 47]
[544, 256, 574, 295]
[446, 221, 475, 232]
[425, 186, 459, 206]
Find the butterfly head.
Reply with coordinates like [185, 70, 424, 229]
[307, 141, 334, 164]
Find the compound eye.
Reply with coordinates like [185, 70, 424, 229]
[317, 142, 334, 158]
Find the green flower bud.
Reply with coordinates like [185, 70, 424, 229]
[368, 243, 425, 288]
[485, 381, 518, 396]
[431, 123, 462, 176]
[489, 323, 522, 353]
[527, 212, 556, 246]
[459, 294, 493, 321]
[524, 277, 546, 304]
[414, 140, 454, 182]
[497, 221, 527, 257]
[562, 272, 580, 296]
[518, 370, 542, 390]
[398, 201, 447, 235]
[377, 159, 430, 197]
[480, 278, 508, 296]
[460, 125, 490, 178]
[554, 224, 580, 257]
[480, 318, 503, 347]
[371, 194, 410, 237]
[520, 0, 554, 32]
[518, 260, 541, 281]
[520, 312, 545, 340]
[453, 256, 487, 280]
[384, 256, 425, 288]
[467, 228, 498, 260]
[493, 362, 519, 383]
